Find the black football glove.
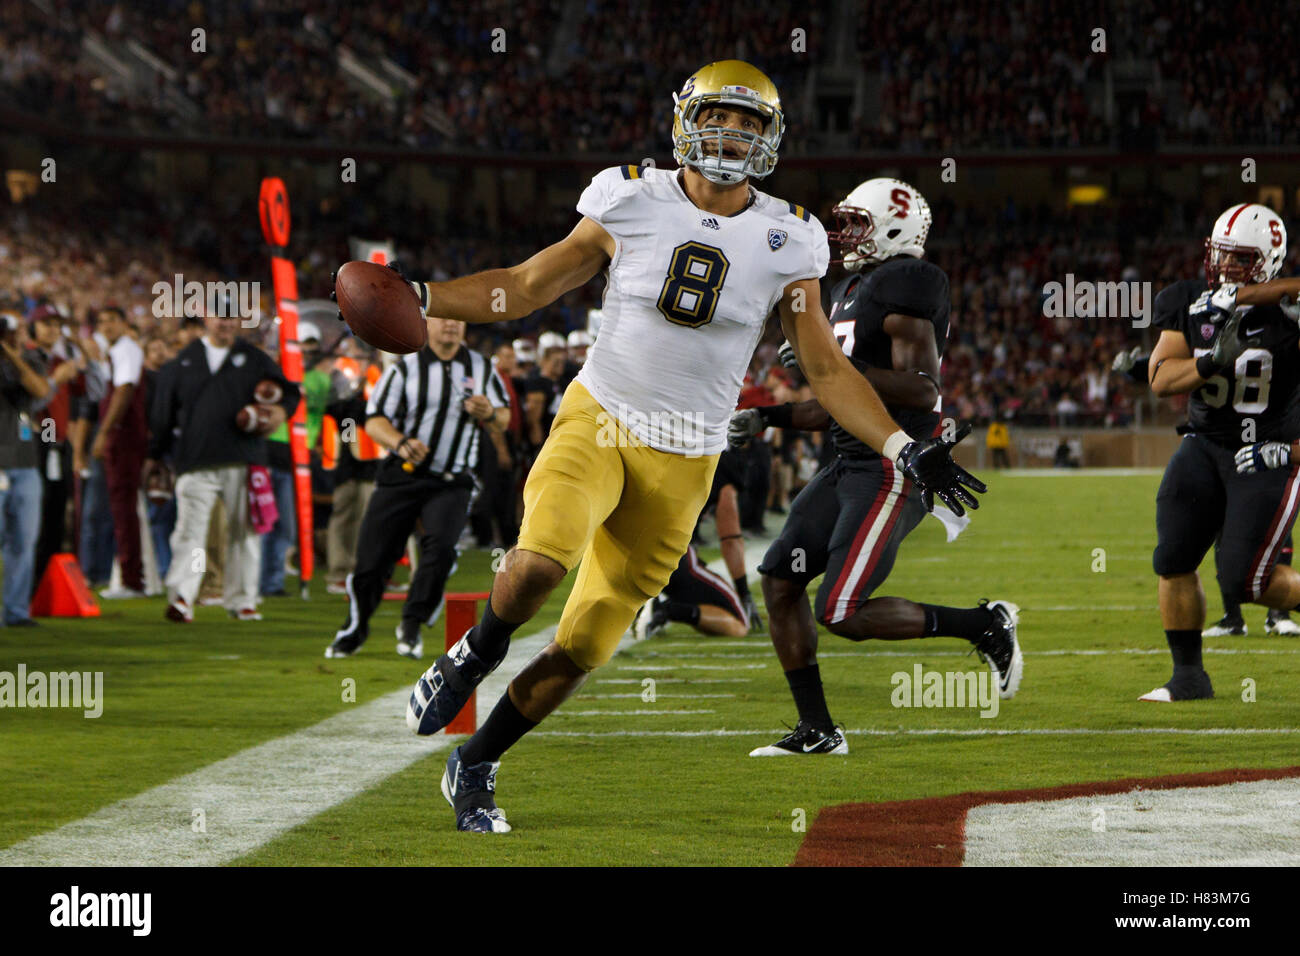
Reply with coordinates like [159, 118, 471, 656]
[1209, 308, 1261, 369]
[386, 259, 429, 310]
[1280, 294, 1300, 325]
[896, 423, 986, 516]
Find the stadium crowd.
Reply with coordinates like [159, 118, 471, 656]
[3, 0, 1297, 151]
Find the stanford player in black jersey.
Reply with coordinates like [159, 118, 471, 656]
[1111, 345, 1300, 637]
[1145, 202, 1300, 701]
[730, 179, 1021, 756]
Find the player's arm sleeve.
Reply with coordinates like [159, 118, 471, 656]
[1152, 283, 1190, 334]
[366, 363, 404, 421]
[791, 213, 831, 283]
[575, 166, 642, 240]
[875, 260, 950, 321]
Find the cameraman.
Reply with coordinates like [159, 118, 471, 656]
[0, 312, 78, 626]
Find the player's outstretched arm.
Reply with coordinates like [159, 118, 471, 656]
[415, 218, 614, 324]
[1150, 311, 1261, 397]
[727, 399, 829, 448]
[779, 279, 901, 453]
[1237, 277, 1300, 307]
[779, 279, 985, 514]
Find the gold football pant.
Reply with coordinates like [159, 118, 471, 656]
[517, 382, 718, 671]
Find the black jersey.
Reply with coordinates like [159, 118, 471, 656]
[825, 257, 950, 460]
[1154, 278, 1300, 446]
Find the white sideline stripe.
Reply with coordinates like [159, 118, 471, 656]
[555, 709, 716, 717]
[597, 678, 750, 684]
[0, 626, 556, 867]
[529, 727, 1300, 739]
[576, 693, 736, 699]
[616, 663, 768, 671]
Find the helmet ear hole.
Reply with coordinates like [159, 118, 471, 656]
[885, 228, 902, 240]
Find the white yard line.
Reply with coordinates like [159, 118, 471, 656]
[0, 626, 556, 866]
[531, 727, 1300, 739]
[554, 709, 716, 717]
[597, 677, 750, 684]
[575, 693, 736, 699]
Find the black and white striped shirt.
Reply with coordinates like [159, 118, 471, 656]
[367, 345, 509, 476]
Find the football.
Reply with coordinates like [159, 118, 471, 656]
[235, 403, 277, 434]
[253, 379, 283, 405]
[334, 260, 427, 354]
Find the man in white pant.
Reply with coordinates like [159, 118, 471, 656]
[146, 311, 299, 623]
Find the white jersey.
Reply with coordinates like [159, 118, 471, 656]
[575, 164, 828, 455]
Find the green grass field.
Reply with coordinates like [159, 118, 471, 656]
[3, 471, 1298, 866]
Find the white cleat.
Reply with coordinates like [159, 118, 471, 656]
[1265, 614, 1300, 636]
[395, 623, 423, 659]
[1139, 686, 1174, 702]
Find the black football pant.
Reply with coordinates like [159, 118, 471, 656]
[759, 456, 927, 625]
[335, 466, 472, 647]
[1154, 435, 1300, 604]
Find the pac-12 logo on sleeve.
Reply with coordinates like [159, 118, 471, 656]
[767, 228, 788, 251]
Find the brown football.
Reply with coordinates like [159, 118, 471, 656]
[253, 379, 283, 405]
[235, 403, 277, 434]
[334, 261, 427, 355]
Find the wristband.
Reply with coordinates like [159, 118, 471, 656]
[412, 281, 429, 312]
[882, 429, 911, 463]
[395, 436, 412, 455]
[759, 403, 794, 429]
[1195, 354, 1223, 380]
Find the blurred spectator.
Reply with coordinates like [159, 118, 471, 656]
[261, 320, 329, 597]
[0, 314, 75, 625]
[147, 312, 300, 623]
[142, 335, 176, 580]
[27, 307, 102, 585]
[524, 345, 566, 452]
[322, 354, 383, 593]
[92, 306, 149, 599]
[987, 419, 1011, 468]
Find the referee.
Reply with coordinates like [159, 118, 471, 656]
[326, 316, 509, 659]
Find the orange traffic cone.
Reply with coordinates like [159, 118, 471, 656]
[31, 554, 101, 617]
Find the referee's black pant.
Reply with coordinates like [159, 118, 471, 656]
[334, 460, 473, 648]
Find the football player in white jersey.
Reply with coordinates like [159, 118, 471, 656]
[388, 59, 985, 832]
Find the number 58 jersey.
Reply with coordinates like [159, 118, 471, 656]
[575, 164, 829, 456]
[1155, 278, 1300, 445]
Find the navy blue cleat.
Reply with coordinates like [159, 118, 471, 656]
[406, 628, 504, 735]
[441, 746, 511, 833]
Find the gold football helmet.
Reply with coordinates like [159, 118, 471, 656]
[672, 60, 785, 185]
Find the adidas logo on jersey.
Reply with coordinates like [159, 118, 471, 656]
[700, 217, 719, 230]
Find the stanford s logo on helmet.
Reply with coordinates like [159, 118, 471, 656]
[828, 178, 932, 270]
[672, 60, 785, 185]
[1204, 203, 1287, 286]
